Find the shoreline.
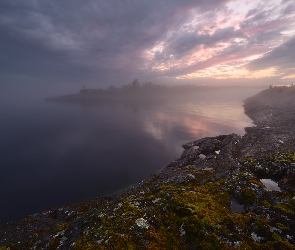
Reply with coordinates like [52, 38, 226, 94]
[1, 86, 295, 249]
[46, 85, 265, 104]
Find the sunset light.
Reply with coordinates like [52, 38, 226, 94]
[1, 0, 294, 87]
[1, 1, 295, 248]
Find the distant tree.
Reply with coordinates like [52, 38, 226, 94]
[142, 82, 153, 88]
[122, 84, 128, 90]
[131, 79, 140, 88]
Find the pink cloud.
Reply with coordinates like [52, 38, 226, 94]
[241, 18, 291, 35]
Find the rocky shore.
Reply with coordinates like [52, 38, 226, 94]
[1, 86, 295, 249]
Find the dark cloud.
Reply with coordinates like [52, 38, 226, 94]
[247, 36, 295, 75]
[0, 0, 231, 86]
[281, 3, 295, 15]
[161, 23, 292, 79]
[0, 0, 294, 86]
[161, 41, 251, 77]
[152, 1, 293, 78]
[245, 8, 259, 18]
[154, 27, 243, 62]
[240, 9, 286, 36]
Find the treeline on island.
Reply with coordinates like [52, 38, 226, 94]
[80, 79, 168, 94]
[47, 79, 266, 103]
[80, 79, 260, 95]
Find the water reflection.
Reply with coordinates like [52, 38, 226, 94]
[139, 95, 254, 146]
[260, 179, 281, 192]
[0, 88, 263, 224]
[231, 201, 245, 214]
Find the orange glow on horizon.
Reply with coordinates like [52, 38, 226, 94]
[176, 66, 278, 80]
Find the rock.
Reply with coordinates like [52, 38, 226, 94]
[135, 218, 149, 229]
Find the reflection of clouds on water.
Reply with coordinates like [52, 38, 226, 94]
[0, 88, 263, 224]
[144, 122, 164, 141]
[179, 101, 253, 131]
[141, 98, 253, 143]
[261, 179, 281, 192]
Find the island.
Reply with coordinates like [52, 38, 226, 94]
[46, 81, 264, 103]
[1, 86, 295, 249]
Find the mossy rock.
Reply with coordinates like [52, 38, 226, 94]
[275, 202, 294, 214]
[239, 187, 257, 204]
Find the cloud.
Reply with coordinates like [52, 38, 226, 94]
[240, 8, 290, 36]
[281, 3, 295, 15]
[148, 0, 294, 78]
[0, 0, 232, 85]
[0, 0, 294, 86]
[156, 27, 243, 60]
[247, 36, 295, 75]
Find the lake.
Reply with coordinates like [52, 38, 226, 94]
[0, 87, 264, 225]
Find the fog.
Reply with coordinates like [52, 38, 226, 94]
[0, 81, 267, 225]
[1, 0, 294, 230]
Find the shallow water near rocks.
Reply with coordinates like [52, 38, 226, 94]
[231, 201, 245, 214]
[260, 179, 281, 191]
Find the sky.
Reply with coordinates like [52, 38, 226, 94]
[1, 0, 295, 91]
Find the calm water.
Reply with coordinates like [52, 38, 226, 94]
[0, 87, 263, 224]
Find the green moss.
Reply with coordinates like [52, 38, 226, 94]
[193, 233, 226, 249]
[242, 156, 257, 165]
[259, 199, 271, 207]
[72, 236, 98, 250]
[239, 187, 257, 204]
[6, 152, 295, 249]
[275, 202, 294, 214]
[53, 222, 68, 233]
[255, 216, 269, 229]
[278, 241, 295, 250]
[276, 222, 289, 231]
[123, 203, 143, 216]
[70, 176, 262, 249]
[276, 152, 295, 162]
[271, 234, 295, 250]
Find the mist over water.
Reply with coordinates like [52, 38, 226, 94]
[0, 86, 264, 225]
